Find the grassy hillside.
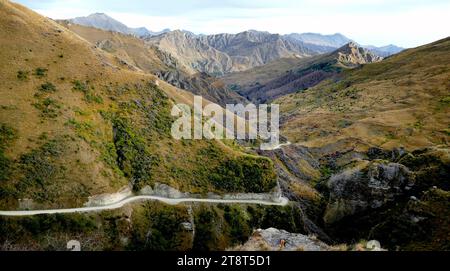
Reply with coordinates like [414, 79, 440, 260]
[277, 37, 450, 151]
[0, 0, 277, 210]
[222, 57, 304, 90]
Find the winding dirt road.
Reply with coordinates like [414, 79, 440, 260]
[0, 195, 289, 217]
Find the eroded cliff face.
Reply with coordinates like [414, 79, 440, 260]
[325, 160, 414, 224]
[145, 30, 314, 76]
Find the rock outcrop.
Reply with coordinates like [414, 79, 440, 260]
[325, 160, 414, 224]
[336, 42, 383, 67]
[233, 228, 331, 251]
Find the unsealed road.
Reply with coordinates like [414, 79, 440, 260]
[0, 195, 289, 217]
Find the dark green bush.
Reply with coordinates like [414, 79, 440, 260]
[17, 139, 64, 195]
[112, 117, 158, 191]
[193, 208, 218, 251]
[72, 80, 103, 104]
[33, 67, 48, 78]
[223, 206, 252, 243]
[39, 82, 56, 92]
[17, 70, 29, 81]
[33, 98, 61, 118]
[210, 156, 277, 193]
[0, 124, 16, 181]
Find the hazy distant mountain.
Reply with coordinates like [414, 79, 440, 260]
[286, 33, 404, 57]
[68, 13, 169, 37]
[363, 44, 404, 57]
[286, 32, 352, 48]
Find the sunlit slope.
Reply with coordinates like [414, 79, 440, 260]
[0, 0, 277, 210]
[277, 37, 450, 151]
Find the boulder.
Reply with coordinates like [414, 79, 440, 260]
[233, 228, 331, 251]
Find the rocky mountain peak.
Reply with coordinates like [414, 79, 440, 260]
[334, 42, 383, 66]
[69, 13, 153, 37]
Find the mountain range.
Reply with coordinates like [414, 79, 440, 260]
[68, 13, 404, 76]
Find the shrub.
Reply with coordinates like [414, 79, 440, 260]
[223, 206, 252, 243]
[0, 149, 9, 181]
[112, 117, 159, 191]
[39, 82, 57, 92]
[72, 80, 103, 104]
[0, 124, 16, 145]
[17, 70, 29, 81]
[33, 98, 61, 118]
[193, 208, 218, 251]
[0, 124, 16, 181]
[337, 119, 353, 128]
[33, 67, 48, 78]
[210, 156, 277, 193]
[72, 80, 88, 93]
[17, 139, 64, 196]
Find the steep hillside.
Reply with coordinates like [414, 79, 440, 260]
[234, 42, 382, 103]
[0, 0, 277, 211]
[57, 22, 246, 105]
[145, 30, 315, 76]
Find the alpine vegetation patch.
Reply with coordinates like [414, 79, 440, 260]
[171, 96, 279, 150]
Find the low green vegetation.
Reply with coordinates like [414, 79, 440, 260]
[128, 204, 191, 251]
[17, 70, 29, 81]
[0, 213, 98, 250]
[337, 119, 353, 128]
[72, 80, 103, 104]
[210, 156, 277, 193]
[33, 67, 48, 78]
[112, 116, 159, 191]
[193, 204, 308, 250]
[16, 138, 65, 201]
[33, 97, 61, 118]
[193, 207, 220, 250]
[0, 124, 16, 181]
[38, 82, 56, 93]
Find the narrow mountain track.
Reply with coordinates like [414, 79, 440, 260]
[0, 195, 289, 217]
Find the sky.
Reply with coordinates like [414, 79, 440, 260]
[13, 0, 450, 48]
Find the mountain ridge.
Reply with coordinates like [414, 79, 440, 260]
[64, 13, 403, 76]
[68, 13, 169, 37]
[225, 42, 383, 103]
